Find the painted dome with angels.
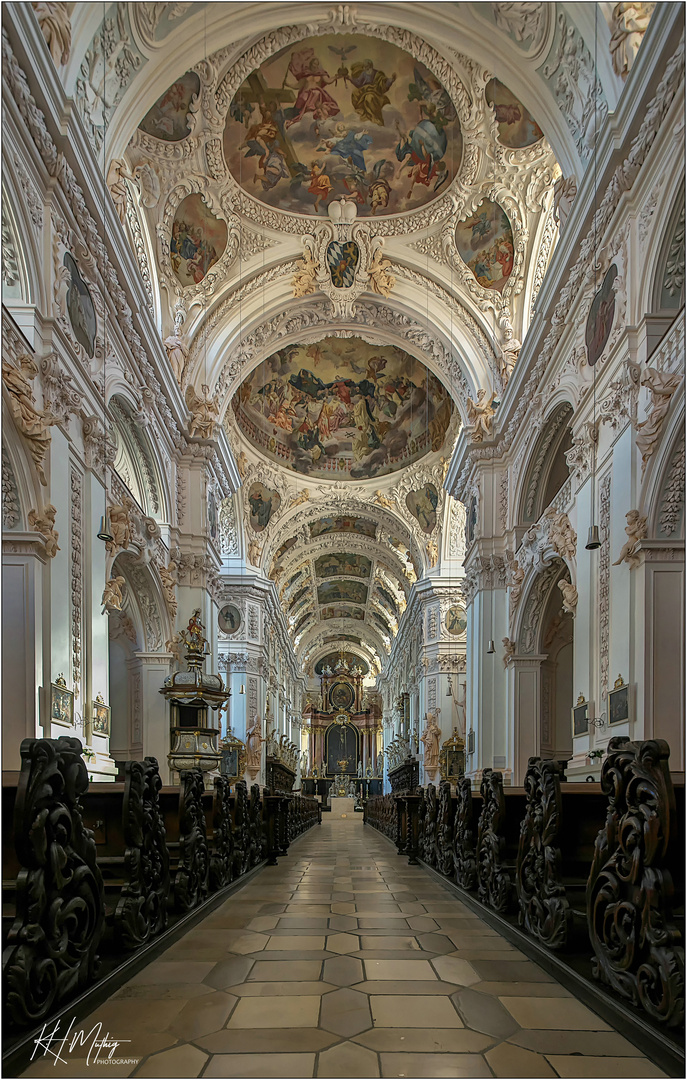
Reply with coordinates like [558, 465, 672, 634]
[223, 34, 463, 217]
[231, 336, 454, 481]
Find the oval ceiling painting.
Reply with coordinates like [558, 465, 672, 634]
[456, 200, 514, 292]
[224, 34, 462, 216]
[232, 337, 453, 480]
[171, 194, 227, 287]
[139, 71, 200, 141]
[485, 79, 543, 148]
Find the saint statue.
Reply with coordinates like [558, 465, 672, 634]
[245, 714, 264, 773]
[421, 711, 441, 773]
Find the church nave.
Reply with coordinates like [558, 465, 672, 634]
[20, 814, 667, 1080]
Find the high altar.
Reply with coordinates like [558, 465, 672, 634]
[303, 658, 382, 779]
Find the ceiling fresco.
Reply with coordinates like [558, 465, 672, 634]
[321, 605, 366, 621]
[315, 652, 370, 675]
[317, 580, 369, 606]
[138, 71, 200, 141]
[224, 34, 462, 217]
[171, 194, 227, 286]
[455, 200, 514, 292]
[309, 514, 378, 538]
[231, 337, 453, 480]
[485, 79, 543, 148]
[315, 552, 371, 579]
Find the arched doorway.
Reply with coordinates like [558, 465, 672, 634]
[539, 573, 573, 762]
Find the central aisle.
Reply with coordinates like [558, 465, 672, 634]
[23, 813, 664, 1079]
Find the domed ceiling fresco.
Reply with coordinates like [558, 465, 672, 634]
[224, 34, 462, 217]
[231, 336, 453, 480]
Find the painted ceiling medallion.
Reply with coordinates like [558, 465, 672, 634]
[315, 553, 371, 579]
[586, 264, 618, 366]
[231, 337, 453, 480]
[64, 253, 96, 358]
[485, 79, 543, 148]
[170, 193, 227, 286]
[405, 484, 439, 533]
[247, 482, 281, 531]
[317, 580, 368, 605]
[309, 515, 377, 538]
[138, 71, 200, 141]
[321, 605, 366, 621]
[224, 34, 462, 217]
[456, 200, 514, 292]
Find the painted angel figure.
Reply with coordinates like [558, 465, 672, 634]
[466, 389, 496, 442]
[284, 48, 340, 129]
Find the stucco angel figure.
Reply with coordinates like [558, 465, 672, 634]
[421, 711, 441, 773]
[102, 575, 126, 613]
[159, 561, 178, 616]
[292, 247, 318, 298]
[466, 389, 496, 442]
[558, 580, 578, 614]
[508, 559, 525, 607]
[185, 383, 219, 440]
[28, 504, 60, 558]
[246, 714, 265, 774]
[426, 539, 439, 568]
[2, 354, 56, 485]
[635, 367, 682, 471]
[613, 510, 648, 569]
[105, 496, 134, 555]
[367, 246, 395, 298]
[502, 638, 516, 668]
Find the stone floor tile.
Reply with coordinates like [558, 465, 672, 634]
[277, 916, 329, 928]
[328, 915, 358, 931]
[509, 1030, 644, 1055]
[203, 956, 255, 989]
[371, 995, 463, 1028]
[430, 955, 481, 987]
[545, 1057, 667, 1078]
[379, 1052, 492, 1077]
[203, 1053, 316, 1077]
[331, 902, 356, 914]
[322, 955, 365, 986]
[284, 904, 332, 915]
[470, 960, 556, 983]
[196, 1028, 338, 1053]
[229, 981, 336, 997]
[134, 1044, 208, 1077]
[316, 1039, 380, 1077]
[416, 933, 456, 954]
[319, 987, 373, 1037]
[169, 991, 237, 1039]
[128, 961, 214, 985]
[112, 981, 215, 1001]
[360, 935, 421, 951]
[352, 981, 460, 995]
[227, 994, 321, 1028]
[363, 959, 438, 980]
[76, 998, 187, 1035]
[357, 915, 411, 926]
[486, 1042, 557, 1076]
[257, 903, 288, 914]
[500, 996, 611, 1030]
[451, 988, 520, 1038]
[405, 915, 440, 931]
[201, 914, 253, 929]
[265, 934, 325, 950]
[475, 981, 572, 997]
[248, 960, 322, 981]
[357, 926, 415, 937]
[354, 1029, 493, 1053]
[251, 950, 332, 961]
[397, 901, 429, 914]
[326, 932, 362, 953]
[246, 916, 280, 931]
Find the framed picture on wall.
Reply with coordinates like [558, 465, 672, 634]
[51, 675, 73, 727]
[608, 676, 630, 725]
[92, 695, 111, 736]
[572, 695, 589, 737]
